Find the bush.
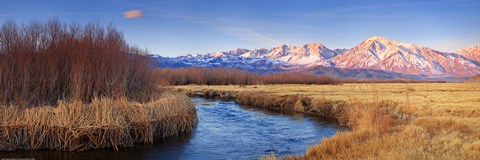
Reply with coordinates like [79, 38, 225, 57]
[0, 19, 156, 106]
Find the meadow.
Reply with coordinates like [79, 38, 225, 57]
[177, 83, 480, 159]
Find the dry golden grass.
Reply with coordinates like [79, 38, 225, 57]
[178, 83, 480, 159]
[0, 92, 197, 151]
[178, 83, 480, 118]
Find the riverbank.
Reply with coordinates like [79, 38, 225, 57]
[176, 83, 480, 159]
[0, 92, 197, 151]
[0, 97, 340, 159]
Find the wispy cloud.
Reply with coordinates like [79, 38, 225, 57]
[217, 27, 282, 45]
[308, 0, 471, 17]
[147, 10, 290, 46]
[131, 0, 315, 46]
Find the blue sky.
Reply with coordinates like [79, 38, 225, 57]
[1, 0, 479, 57]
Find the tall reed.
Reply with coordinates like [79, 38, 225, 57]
[0, 92, 196, 151]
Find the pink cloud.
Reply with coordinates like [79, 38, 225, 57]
[124, 10, 143, 19]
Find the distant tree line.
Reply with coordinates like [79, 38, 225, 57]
[155, 68, 338, 85]
[155, 68, 447, 85]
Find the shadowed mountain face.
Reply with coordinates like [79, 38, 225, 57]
[152, 36, 480, 79]
[466, 74, 480, 83]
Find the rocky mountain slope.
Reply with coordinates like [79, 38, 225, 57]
[152, 36, 480, 79]
[332, 36, 480, 77]
[456, 46, 480, 62]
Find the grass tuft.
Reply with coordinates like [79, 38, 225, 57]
[0, 92, 196, 151]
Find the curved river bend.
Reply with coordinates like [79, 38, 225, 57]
[0, 98, 343, 160]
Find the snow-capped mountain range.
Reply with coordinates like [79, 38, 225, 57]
[152, 36, 480, 79]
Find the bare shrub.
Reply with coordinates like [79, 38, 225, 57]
[0, 19, 156, 106]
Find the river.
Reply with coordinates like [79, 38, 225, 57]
[0, 98, 343, 160]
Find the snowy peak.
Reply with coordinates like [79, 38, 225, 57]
[362, 36, 422, 51]
[154, 36, 480, 78]
[457, 46, 480, 53]
[201, 43, 339, 67]
[210, 48, 250, 57]
[264, 43, 338, 66]
[457, 46, 480, 62]
[332, 36, 480, 76]
[364, 36, 392, 43]
[361, 36, 418, 51]
[303, 43, 337, 59]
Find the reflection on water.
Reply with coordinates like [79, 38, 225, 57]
[0, 98, 343, 160]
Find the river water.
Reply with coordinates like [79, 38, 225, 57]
[0, 98, 343, 160]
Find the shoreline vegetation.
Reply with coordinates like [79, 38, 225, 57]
[177, 84, 480, 159]
[0, 20, 197, 151]
[0, 92, 196, 151]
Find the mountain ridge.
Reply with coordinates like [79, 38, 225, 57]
[152, 36, 480, 79]
[456, 46, 480, 62]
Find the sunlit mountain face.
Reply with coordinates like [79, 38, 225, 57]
[153, 36, 480, 79]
